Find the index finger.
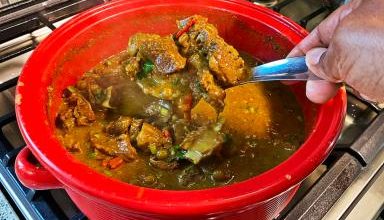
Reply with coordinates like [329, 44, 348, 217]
[287, 1, 361, 57]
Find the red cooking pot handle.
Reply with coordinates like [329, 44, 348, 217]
[15, 147, 63, 190]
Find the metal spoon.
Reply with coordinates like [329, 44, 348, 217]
[250, 56, 321, 82]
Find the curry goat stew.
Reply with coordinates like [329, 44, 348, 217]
[55, 15, 304, 190]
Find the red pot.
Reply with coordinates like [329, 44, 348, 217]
[14, 0, 346, 219]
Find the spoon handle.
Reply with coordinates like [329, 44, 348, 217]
[251, 56, 313, 81]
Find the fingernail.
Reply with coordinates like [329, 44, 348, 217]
[306, 48, 327, 66]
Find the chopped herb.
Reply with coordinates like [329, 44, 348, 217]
[87, 151, 97, 159]
[170, 145, 186, 160]
[143, 60, 154, 73]
[175, 149, 187, 160]
[172, 78, 181, 87]
[67, 86, 78, 93]
[137, 72, 146, 80]
[104, 170, 113, 176]
[137, 60, 154, 79]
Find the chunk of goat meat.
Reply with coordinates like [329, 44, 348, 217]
[128, 33, 186, 74]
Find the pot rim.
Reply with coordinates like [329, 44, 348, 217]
[15, 0, 347, 216]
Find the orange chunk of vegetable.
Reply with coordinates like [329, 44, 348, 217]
[191, 99, 217, 125]
[219, 83, 271, 138]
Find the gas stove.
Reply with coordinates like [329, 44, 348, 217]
[0, 0, 383, 219]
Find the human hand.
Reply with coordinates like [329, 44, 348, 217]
[288, 0, 384, 103]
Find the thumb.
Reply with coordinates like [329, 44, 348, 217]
[305, 47, 342, 82]
[305, 47, 341, 104]
[306, 47, 330, 81]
